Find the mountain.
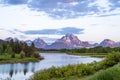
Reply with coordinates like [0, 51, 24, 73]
[3, 36, 120, 49]
[5, 37, 13, 41]
[33, 38, 47, 49]
[0, 39, 5, 44]
[26, 40, 32, 46]
[5, 37, 47, 49]
[99, 39, 118, 48]
[92, 43, 99, 47]
[117, 42, 120, 46]
[81, 41, 92, 48]
[5, 37, 19, 42]
[46, 34, 92, 49]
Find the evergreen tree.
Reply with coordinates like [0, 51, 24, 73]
[30, 42, 36, 56]
[14, 41, 21, 53]
[23, 43, 29, 57]
[0, 45, 3, 55]
[2, 43, 7, 53]
[4, 45, 13, 54]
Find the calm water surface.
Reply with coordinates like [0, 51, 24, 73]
[0, 53, 103, 80]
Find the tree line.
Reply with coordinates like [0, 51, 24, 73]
[60, 46, 120, 53]
[0, 39, 40, 58]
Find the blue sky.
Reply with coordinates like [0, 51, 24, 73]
[0, 0, 120, 43]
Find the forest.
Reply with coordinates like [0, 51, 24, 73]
[0, 39, 43, 64]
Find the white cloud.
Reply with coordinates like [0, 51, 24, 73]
[88, 0, 112, 12]
[0, 0, 120, 43]
[69, 2, 79, 6]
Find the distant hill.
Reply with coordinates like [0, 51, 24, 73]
[99, 39, 118, 48]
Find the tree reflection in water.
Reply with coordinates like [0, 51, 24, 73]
[23, 63, 28, 75]
[0, 62, 37, 78]
[0, 53, 103, 80]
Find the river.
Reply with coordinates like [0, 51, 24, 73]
[0, 53, 103, 80]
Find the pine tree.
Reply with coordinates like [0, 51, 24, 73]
[4, 45, 13, 54]
[0, 45, 3, 55]
[2, 43, 7, 53]
[23, 43, 29, 57]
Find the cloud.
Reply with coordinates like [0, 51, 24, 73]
[0, 28, 5, 30]
[97, 13, 120, 17]
[0, 0, 28, 5]
[28, 0, 97, 18]
[27, 0, 120, 19]
[23, 27, 84, 35]
[109, 0, 120, 10]
[0, 0, 120, 19]
[18, 35, 27, 39]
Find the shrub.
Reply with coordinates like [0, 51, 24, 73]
[11, 53, 15, 58]
[20, 50, 25, 58]
[99, 52, 120, 69]
[93, 52, 120, 71]
[33, 53, 40, 58]
[30, 64, 94, 80]
[89, 64, 120, 80]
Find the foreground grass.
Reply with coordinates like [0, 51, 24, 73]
[0, 54, 43, 64]
[30, 52, 120, 80]
[30, 64, 94, 80]
[87, 63, 120, 80]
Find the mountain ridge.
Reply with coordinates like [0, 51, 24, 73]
[46, 34, 92, 49]
[3, 34, 120, 49]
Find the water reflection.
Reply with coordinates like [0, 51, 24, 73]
[0, 53, 103, 80]
[0, 62, 37, 78]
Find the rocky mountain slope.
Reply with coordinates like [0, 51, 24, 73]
[4, 34, 120, 49]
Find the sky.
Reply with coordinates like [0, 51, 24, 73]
[0, 0, 120, 44]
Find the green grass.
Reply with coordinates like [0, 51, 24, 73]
[30, 64, 94, 80]
[87, 63, 120, 80]
[30, 52, 120, 80]
[0, 54, 42, 64]
[34, 64, 120, 80]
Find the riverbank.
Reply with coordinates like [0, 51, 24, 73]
[30, 52, 120, 80]
[39, 51, 107, 57]
[67, 52, 107, 57]
[40, 51, 107, 57]
[0, 54, 43, 64]
[45, 63, 120, 80]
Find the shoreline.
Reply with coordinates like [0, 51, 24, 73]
[67, 52, 107, 57]
[29, 52, 120, 80]
[40, 51, 107, 57]
[0, 54, 44, 64]
[0, 57, 43, 64]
